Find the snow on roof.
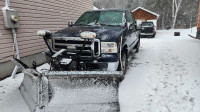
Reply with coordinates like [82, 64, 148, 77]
[93, 6, 98, 10]
[132, 7, 160, 17]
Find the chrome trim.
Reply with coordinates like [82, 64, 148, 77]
[52, 37, 100, 58]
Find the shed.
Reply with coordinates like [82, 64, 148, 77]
[132, 7, 160, 29]
[0, 0, 93, 79]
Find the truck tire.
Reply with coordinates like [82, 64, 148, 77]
[152, 33, 156, 38]
[136, 38, 140, 53]
[119, 52, 128, 75]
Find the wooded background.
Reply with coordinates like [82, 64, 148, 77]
[94, 0, 199, 29]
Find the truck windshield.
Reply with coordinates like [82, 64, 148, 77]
[75, 11, 125, 26]
[142, 22, 153, 27]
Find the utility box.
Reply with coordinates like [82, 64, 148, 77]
[2, 8, 19, 29]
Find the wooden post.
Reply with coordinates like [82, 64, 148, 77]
[198, 1, 200, 30]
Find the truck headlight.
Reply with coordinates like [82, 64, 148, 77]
[101, 42, 118, 53]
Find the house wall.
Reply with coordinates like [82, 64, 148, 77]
[198, 0, 200, 30]
[0, 0, 93, 79]
[197, 0, 200, 39]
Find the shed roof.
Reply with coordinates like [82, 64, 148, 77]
[132, 7, 160, 17]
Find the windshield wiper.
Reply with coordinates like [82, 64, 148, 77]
[99, 23, 121, 27]
[99, 23, 107, 26]
[75, 24, 93, 26]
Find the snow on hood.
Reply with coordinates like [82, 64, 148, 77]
[52, 26, 125, 42]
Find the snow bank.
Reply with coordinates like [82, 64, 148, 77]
[0, 73, 30, 112]
[187, 27, 197, 37]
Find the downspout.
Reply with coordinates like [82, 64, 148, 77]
[4, 0, 20, 78]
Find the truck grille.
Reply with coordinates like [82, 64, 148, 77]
[52, 37, 100, 58]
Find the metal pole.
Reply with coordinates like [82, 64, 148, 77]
[4, 0, 20, 78]
[11, 28, 20, 78]
[5, 0, 10, 8]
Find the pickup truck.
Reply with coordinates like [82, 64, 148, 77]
[39, 9, 140, 75]
[140, 22, 156, 38]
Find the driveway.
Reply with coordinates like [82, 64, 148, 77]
[119, 30, 200, 112]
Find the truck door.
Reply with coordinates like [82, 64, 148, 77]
[125, 11, 138, 52]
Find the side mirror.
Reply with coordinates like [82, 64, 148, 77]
[127, 23, 135, 31]
[129, 24, 135, 30]
[68, 21, 73, 27]
[126, 23, 134, 30]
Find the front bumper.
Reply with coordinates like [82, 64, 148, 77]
[140, 33, 154, 36]
[86, 61, 119, 71]
[95, 53, 119, 71]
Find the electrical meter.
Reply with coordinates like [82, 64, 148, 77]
[2, 8, 19, 29]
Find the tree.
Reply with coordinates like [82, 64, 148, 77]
[171, 0, 183, 28]
[94, 0, 198, 29]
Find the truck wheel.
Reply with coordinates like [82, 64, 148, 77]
[136, 38, 140, 53]
[120, 52, 128, 75]
[152, 33, 156, 38]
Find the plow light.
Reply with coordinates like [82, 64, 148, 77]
[80, 31, 96, 39]
[37, 30, 52, 37]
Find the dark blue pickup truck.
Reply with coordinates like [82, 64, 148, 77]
[38, 9, 140, 75]
[140, 22, 156, 38]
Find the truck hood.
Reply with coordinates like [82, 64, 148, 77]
[52, 26, 125, 42]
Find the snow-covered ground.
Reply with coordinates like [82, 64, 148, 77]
[120, 29, 200, 112]
[1, 29, 200, 112]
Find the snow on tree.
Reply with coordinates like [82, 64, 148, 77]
[94, 0, 198, 29]
[171, 0, 183, 29]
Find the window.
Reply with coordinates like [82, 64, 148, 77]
[126, 12, 134, 24]
[75, 11, 125, 26]
[142, 22, 154, 27]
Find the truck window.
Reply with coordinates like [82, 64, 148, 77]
[75, 11, 125, 26]
[142, 22, 154, 27]
[126, 12, 134, 24]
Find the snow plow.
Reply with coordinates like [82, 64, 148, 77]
[12, 58, 122, 112]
